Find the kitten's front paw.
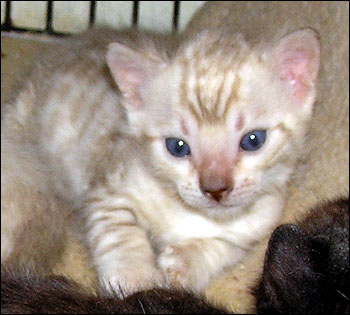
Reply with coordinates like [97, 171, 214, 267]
[99, 267, 164, 297]
[158, 245, 208, 293]
[158, 245, 191, 289]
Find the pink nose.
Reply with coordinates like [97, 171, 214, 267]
[203, 187, 231, 202]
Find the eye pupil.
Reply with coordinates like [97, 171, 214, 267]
[166, 138, 191, 157]
[240, 130, 266, 151]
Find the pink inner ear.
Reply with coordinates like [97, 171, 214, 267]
[107, 62, 146, 109]
[280, 51, 313, 102]
[268, 29, 320, 108]
[106, 44, 155, 110]
[122, 66, 146, 88]
[120, 66, 148, 108]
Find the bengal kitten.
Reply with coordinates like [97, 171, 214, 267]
[1, 26, 320, 295]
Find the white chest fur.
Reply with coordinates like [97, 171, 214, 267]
[115, 161, 284, 250]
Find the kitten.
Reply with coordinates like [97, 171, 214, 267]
[1, 26, 320, 295]
[256, 198, 349, 314]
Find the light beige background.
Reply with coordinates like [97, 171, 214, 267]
[1, 1, 206, 32]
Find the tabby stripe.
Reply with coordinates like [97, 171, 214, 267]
[95, 240, 131, 257]
[194, 58, 206, 121]
[179, 59, 202, 121]
[87, 207, 137, 228]
[94, 231, 148, 257]
[213, 73, 225, 119]
[223, 74, 241, 118]
[91, 224, 138, 248]
[89, 216, 136, 228]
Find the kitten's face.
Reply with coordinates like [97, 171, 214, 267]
[107, 28, 320, 217]
[136, 57, 304, 216]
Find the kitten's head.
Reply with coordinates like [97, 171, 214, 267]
[107, 28, 320, 217]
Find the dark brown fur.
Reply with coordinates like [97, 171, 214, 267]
[256, 199, 349, 314]
[1, 271, 225, 314]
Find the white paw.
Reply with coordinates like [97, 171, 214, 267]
[158, 245, 192, 290]
[99, 267, 164, 297]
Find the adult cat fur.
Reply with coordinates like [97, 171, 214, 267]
[0, 272, 225, 314]
[256, 198, 349, 314]
[183, 2, 349, 312]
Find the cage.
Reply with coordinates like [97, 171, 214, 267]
[1, 1, 206, 104]
[1, 1, 206, 35]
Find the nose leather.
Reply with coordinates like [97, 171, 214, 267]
[205, 188, 228, 202]
[198, 158, 234, 202]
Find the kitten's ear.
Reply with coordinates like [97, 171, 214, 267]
[265, 28, 320, 114]
[106, 43, 163, 109]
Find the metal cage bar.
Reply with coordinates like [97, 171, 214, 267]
[1, 1, 183, 35]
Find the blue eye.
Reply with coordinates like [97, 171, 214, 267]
[240, 130, 266, 151]
[166, 138, 191, 157]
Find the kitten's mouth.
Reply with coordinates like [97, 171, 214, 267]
[212, 200, 243, 208]
[204, 197, 224, 207]
[178, 187, 252, 211]
[205, 189, 256, 209]
[202, 195, 242, 209]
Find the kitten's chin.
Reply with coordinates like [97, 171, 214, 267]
[178, 192, 246, 217]
[201, 203, 246, 219]
[206, 203, 244, 217]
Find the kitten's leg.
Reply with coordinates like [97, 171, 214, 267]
[158, 237, 246, 293]
[84, 196, 164, 296]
